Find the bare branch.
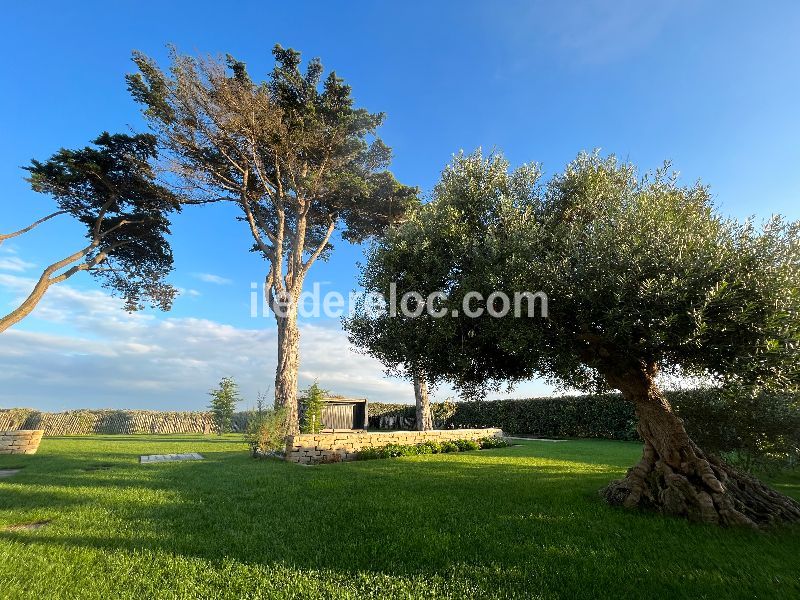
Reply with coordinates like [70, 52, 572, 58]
[0, 210, 67, 246]
[301, 218, 336, 276]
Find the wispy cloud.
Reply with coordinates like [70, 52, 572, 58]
[494, 0, 685, 67]
[0, 275, 414, 411]
[177, 288, 202, 298]
[192, 272, 233, 285]
[0, 256, 35, 272]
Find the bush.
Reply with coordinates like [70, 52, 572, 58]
[355, 438, 495, 461]
[454, 439, 480, 451]
[246, 408, 288, 457]
[300, 381, 327, 434]
[420, 440, 443, 454]
[670, 387, 800, 472]
[439, 440, 459, 453]
[208, 377, 240, 434]
[479, 437, 511, 449]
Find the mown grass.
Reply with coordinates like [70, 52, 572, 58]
[0, 435, 798, 599]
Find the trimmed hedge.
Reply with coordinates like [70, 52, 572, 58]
[369, 389, 800, 470]
[370, 395, 638, 440]
[443, 395, 638, 440]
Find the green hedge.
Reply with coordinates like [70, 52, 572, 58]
[369, 395, 638, 440]
[670, 388, 800, 470]
[368, 389, 800, 470]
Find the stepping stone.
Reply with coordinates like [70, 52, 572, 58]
[140, 453, 204, 464]
[505, 437, 567, 442]
[5, 520, 50, 531]
[0, 469, 20, 478]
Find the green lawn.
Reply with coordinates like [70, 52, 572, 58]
[0, 436, 798, 599]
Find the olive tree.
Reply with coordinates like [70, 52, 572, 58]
[353, 150, 800, 527]
[127, 45, 418, 433]
[0, 133, 178, 333]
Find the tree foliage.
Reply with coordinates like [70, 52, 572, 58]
[350, 149, 800, 525]
[208, 376, 240, 434]
[353, 150, 800, 397]
[127, 44, 418, 426]
[1, 133, 179, 332]
[300, 381, 327, 434]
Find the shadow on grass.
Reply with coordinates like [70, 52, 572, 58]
[1, 439, 799, 599]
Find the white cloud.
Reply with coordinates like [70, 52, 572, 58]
[192, 272, 233, 285]
[0, 275, 415, 411]
[0, 256, 35, 272]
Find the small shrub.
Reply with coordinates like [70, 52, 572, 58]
[479, 437, 510, 449]
[246, 407, 288, 457]
[440, 440, 459, 453]
[355, 447, 381, 461]
[454, 439, 480, 451]
[420, 440, 443, 454]
[208, 377, 240, 434]
[300, 381, 328, 434]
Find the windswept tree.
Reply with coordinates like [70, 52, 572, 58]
[354, 150, 800, 527]
[127, 45, 418, 433]
[0, 133, 179, 333]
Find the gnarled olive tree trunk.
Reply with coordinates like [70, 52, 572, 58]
[413, 368, 433, 431]
[602, 366, 800, 527]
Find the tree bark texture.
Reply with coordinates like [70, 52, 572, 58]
[602, 367, 800, 527]
[274, 298, 301, 436]
[413, 369, 433, 431]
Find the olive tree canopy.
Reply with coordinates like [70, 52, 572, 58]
[350, 150, 800, 526]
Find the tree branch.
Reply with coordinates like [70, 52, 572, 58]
[0, 210, 67, 246]
[301, 218, 336, 276]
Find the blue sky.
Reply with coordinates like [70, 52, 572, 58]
[1, 1, 799, 411]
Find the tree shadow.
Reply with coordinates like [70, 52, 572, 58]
[1, 443, 798, 598]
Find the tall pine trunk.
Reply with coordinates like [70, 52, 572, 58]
[602, 366, 800, 527]
[274, 297, 300, 435]
[413, 369, 433, 431]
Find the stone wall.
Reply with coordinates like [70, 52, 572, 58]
[0, 430, 44, 455]
[285, 428, 504, 464]
[0, 409, 245, 436]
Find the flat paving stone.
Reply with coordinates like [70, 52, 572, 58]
[140, 453, 204, 464]
[0, 469, 21, 478]
[505, 437, 567, 442]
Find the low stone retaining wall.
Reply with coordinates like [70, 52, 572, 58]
[285, 428, 504, 464]
[0, 430, 44, 455]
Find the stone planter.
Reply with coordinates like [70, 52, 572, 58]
[0, 430, 44, 455]
[285, 427, 505, 464]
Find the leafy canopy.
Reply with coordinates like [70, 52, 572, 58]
[350, 150, 800, 396]
[126, 45, 418, 280]
[25, 132, 179, 310]
[300, 381, 327, 434]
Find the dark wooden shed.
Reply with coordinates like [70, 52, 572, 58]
[321, 398, 368, 431]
